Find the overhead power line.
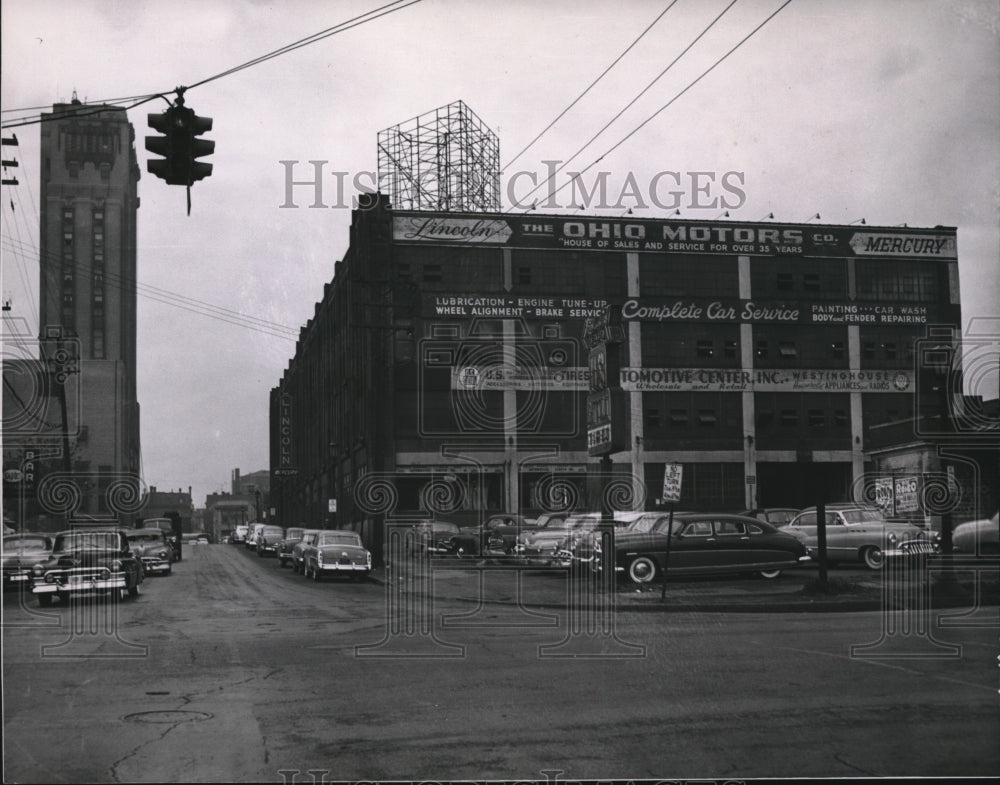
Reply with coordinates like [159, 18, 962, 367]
[509, 0, 741, 213]
[502, 1, 678, 171]
[1, 0, 425, 129]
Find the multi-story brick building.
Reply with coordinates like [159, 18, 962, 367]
[271, 194, 966, 560]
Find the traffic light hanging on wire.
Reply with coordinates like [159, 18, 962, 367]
[144, 88, 214, 214]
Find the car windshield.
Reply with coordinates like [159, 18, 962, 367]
[318, 533, 362, 547]
[53, 532, 120, 551]
[842, 509, 885, 524]
[622, 514, 660, 533]
[286, 528, 305, 539]
[3, 536, 50, 551]
[127, 533, 163, 543]
[262, 526, 283, 535]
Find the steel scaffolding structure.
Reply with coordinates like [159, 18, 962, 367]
[377, 101, 500, 212]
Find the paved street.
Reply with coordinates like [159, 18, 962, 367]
[3, 542, 997, 782]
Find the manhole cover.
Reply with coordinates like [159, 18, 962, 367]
[124, 710, 212, 724]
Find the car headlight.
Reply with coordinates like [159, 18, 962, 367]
[158, 550, 168, 559]
[32, 563, 44, 576]
[887, 532, 897, 544]
[366, 552, 372, 566]
[111, 560, 123, 571]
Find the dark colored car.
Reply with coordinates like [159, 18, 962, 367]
[256, 525, 285, 557]
[277, 527, 306, 567]
[125, 529, 174, 575]
[30, 529, 144, 606]
[612, 512, 811, 584]
[407, 520, 461, 555]
[740, 508, 800, 527]
[2, 533, 54, 589]
[291, 529, 321, 574]
[431, 514, 532, 557]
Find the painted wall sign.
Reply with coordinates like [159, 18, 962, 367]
[425, 295, 944, 324]
[620, 368, 914, 393]
[393, 213, 957, 260]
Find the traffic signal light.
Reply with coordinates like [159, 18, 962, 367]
[145, 104, 214, 186]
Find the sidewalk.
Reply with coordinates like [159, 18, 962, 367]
[366, 556, 1000, 614]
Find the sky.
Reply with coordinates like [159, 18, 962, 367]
[2, 0, 998, 510]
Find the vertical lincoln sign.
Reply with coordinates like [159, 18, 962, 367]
[275, 393, 298, 476]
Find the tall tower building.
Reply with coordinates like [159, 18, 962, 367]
[37, 98, 141, 517]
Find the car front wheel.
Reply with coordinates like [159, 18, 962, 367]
[861, 546, 884, 570]
[627, 556, 658, 584]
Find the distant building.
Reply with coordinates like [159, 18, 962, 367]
[231, 468, 269, 520]
[2, 100, 141, 530]
[140, 486, 195, 532]
[205, 491, 256, 543]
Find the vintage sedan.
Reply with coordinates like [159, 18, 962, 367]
[2, 533, 54, 589]
[613, 512, 811, 584]
[784, 503, 936, 569]
[125, 528, 174, 575]
[406, 520, 461, 555]
[276, 526, 307, 567]
[951, 512, 999, 556]
[301, 530, 372, 581]
[256, 525, 285, 557]
[430, 514, 531, 557]
[290, 529, 321, 574]
[30, 528, 143, 605]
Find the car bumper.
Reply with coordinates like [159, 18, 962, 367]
[33, 571, 127, 594]
[886, 539, 936, 557]
[258, 544, 278, 554]
[3, 570, 32, 586]
[317, 563, 370, 574]
[140, 559, 171, 574]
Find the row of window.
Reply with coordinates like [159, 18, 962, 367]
[395, 251, 946, 305]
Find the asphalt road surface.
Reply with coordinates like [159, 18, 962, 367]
[3, 542, 997, 782]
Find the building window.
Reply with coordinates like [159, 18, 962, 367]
[517, 266, 531, 285]
[698, 409, 718, 426]
[808, 409, 825, 428]
[776, 272, 794, 291]
[803, 273, 821, 291]
[423, 264, 442, 283]
[756, 340, 768, 359]
[780, 409, 799, 426]
[778, 341, 797, 358]
[669, 409, 689, 426]
[834, 409, 849, 428]
[862, 342, 876, 361]
[696, 340, 714, 358]
[830, 341, 845, 360]
[882, 342, 897, 360]
[644, 408, 662, 430]
[724, 340, 737, 359]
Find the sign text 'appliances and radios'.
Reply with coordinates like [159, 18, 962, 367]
[393, 214, 957, 260]
[661, 463, 683, 504]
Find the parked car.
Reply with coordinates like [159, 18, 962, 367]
[301, 530, 372, 581]
[276, 526, 306, 567]
[2, 533, 54, 589]
[429, 514, 532, 557]
[126, 529, 174, 575]
[951, 512, 999, 556]
[232, 524, 249, 544]
[406, 520, 461, 555]
[245, 523, 266, 550]
[290, 529, 321, 574]
[556, 511, 681, 565]
[612, 512, 811, 584]
[784, 503, 936, 569]
[740, 508, 800, 527]
[255, 525, 284, 557]
[518, 511, 641, 564]
[30, 528, 143, 606]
